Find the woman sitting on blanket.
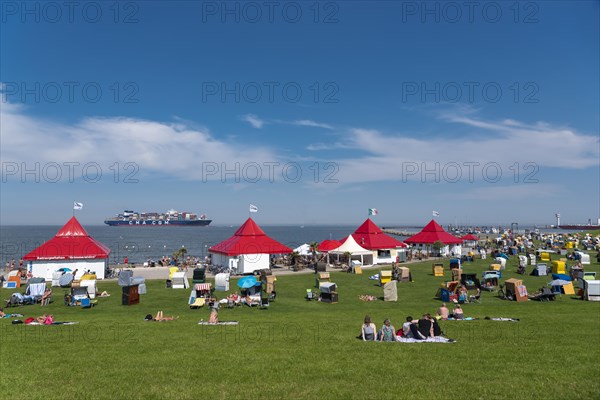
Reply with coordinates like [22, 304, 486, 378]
[379, 319, 396, 342]
[452, 304, 464, 320]
[361, 315, 377, 341]
[208, 307, 219, 324]
[402, 316, 425, 340]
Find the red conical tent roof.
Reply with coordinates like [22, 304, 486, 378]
[319, 239, 342, 252]
[404, 220, 463, 245]
[461, 234, 479, 241]
[350, 218, 407, 250]
[209, 218, 292, 256]
[23, 217, 111, 260]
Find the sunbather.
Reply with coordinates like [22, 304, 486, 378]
[208, 308, 219, 324]
[452, 304, 464, 319]
[40, 288, 52, 305]
[437, 303, 449, 319]
[151, 311, 177, 321]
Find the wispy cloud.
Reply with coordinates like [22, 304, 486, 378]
[291, 119, 333, 129]
[1, 103, 277, 181]
[241, 113, 265, 129]
[316, 112, 599, 184]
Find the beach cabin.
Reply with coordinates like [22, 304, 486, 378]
[23, 217, 110, 281]
[347, 219, 407, 265]
[209, 218, 291, 275]
[404, 220, 463, 257]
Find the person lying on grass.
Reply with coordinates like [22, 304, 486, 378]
[0, 309, 24, 318]
[144, 311, 178, 321]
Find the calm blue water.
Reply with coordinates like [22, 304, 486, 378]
[0, 224, 395, 265]
[0, 224, 578, 266]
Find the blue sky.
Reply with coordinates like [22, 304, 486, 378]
[1, 1, 599, 226]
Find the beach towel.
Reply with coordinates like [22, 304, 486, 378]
[484, 317, 520, 322]
[198, 321, 239, 325]
[396, 336, 455, 343]
[23, 321, 79, 326]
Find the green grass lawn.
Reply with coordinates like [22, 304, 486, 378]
[1, 253, 599, 399]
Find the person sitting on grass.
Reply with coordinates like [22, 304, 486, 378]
[361, 315, 377, 341]
[40, 288, 52, 305]
[437, 303, 449, 320]
[208, 307, 219, 324]
[453, 304, 464, 320]
[418, 314, 434, 338]
[379, 319, 396, 342]
[402, 316, 425, 340]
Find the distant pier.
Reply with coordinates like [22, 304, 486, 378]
[381, 228, 412, 236]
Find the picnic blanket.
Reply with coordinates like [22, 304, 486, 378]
[1, 313, 24, 318]
[198, 321, 239, 325]
[397, 336, 455, 343]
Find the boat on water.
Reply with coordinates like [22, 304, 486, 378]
[104, 209, 211, 226]
[557, 224, 600, 230]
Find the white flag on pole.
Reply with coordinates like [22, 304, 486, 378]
[73, 202, 83, 210]
[249, 204, 258, 213]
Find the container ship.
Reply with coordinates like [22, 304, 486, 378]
[553, 214, 599, 230]
[104, 209, 211, 226]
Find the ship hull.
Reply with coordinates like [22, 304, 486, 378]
[104, 219, 211, 226]
[558, 225, 600, 230]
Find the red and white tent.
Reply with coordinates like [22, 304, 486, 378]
[209, 218, 291, 274]
[461, 234, 480, 246]
[404, 220, 463, 257]
[24, 217, 111, 280]
[340, 218, 407, 264]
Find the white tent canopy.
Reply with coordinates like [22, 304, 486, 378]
[330, 235, 373, 266]
[294, 243, 312, 256]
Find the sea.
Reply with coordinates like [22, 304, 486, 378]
[0, 225, 401, 266]
[0, 224, 578, 267]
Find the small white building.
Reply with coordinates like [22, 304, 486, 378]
[23, 217, 111, 281]
[209, 218, 291, 275]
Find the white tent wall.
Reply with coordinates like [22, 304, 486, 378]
[28, 259, 107, 281]
[239, 254, 269, 274]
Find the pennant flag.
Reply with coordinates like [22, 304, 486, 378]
[249, 204, 258, 213]
[73, 202, 83, 210]
[368, 208, 378, 216]
[432, 210, 440, 217]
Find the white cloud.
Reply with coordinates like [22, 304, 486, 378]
[241, 113, 265, 129]
[320, 114, 599, 184]
[291, 120, 333, 129]
[1, 102, 277, 181]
